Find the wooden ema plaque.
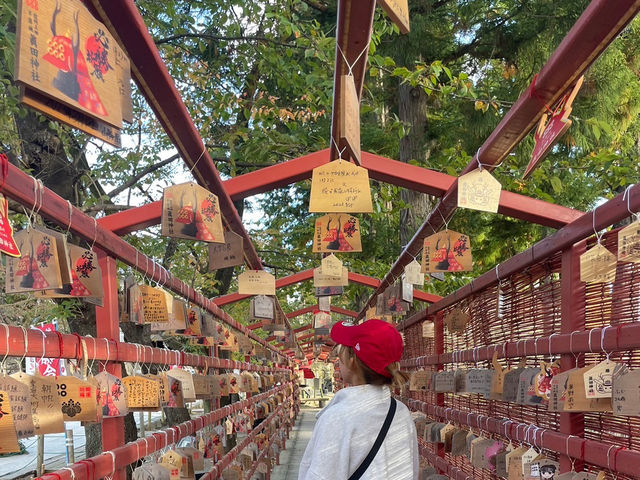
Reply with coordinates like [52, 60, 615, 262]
[161, 450, 193, 479]
[0, 390, 21, 453]
[12, 372, 64, 435]
[15, 0, 132, 145]
[404, 259, 424, 286]
[129, 284, 169, 324]
[6, 228, 63, 293]
[339, 75, 361, 163]
[123, 376, 160, 411]
[0, 375, 34, 439]
[55, 375, 98, 422]
[152, 294, 187, 332]
[162, 182, 224, 243]
[524, 77, 583, 179]
[94, 371, 128, 417]
[457, 168, 502, 213]
[208, 230, 244, 270]
[181, 306, 202, 336]
[309, 159, 373, 213]
[238, 269, 276, 295]
[37, 244, 103, 304]
[0, 192, 20, 257]
[313, 214, 362, 253]
[251, 295, 274, 320]
[580, 243, 617, 283]
[321, 254, 343, 277]
[618, 220, 640, 262]
[167, 369, 196, 402]
[313, 266, 348, 287]
[612, 368, 640, 416]
[133, 464, 172, 480]
[377, 0, 410, 33]
[421, 229, 472, 273]
[146, 374, 169, 407]
[162, 374, 184, 408]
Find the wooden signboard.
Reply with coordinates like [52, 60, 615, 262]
[313, 214, 362, 253]
[0, 375, 35, 439]
[339, 75, 361, 163]
[0, 193, 20, 257]
[0, 390, 21, 453]
[458, 168, 502, 213]
[162, 182, 225, 243]
[321, 254, 343, 277]
[123, 376, 160, 411]
[313, 266, 348, 287]
[208, 231, 244, 270]
[238, 270, 276, 295]
[55, 375, 98, 422]
[309, 159, 373, 213]
[12, 372, 64, 435]
[524, 77, 583, 179]
[15, 0, 132, 143]
[422, 230, 472, 273]
[37, 244, 103, 304]
[618, 220, 640, 262]
[6, 228, 63, 293]
[377, 0, 410, 34]
[94, 371, 128, 417]
[580, 243, 617, 283]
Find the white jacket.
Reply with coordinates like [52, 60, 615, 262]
[298, 384, 419, 480]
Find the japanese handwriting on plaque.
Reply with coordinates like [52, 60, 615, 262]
[580, 243, 617, 283]
[618, 220, 640, 263]
[457, 168, 502, 213]
[313, 214, 362, 253]
[0, 191, 20, 257]
[583, 359, 619, 399]
[444, 308, 469, 334]
[238, 270, 276, 295]
[251, 295, 274, 320]
[313, 266, 349, 287]
[162, 182, 224, 243]
[377, 0, 410, 34]
[309, 159, 373, 213]
[208, 230, 244, 270]
[339, 75, 361, 163]
[321, 254, 343, 277]
[129, 285, 168, 324]
[12, 372, 64, 434]
[421, 229, 472, 273]
[15, 0, 132, 146]
[422, 322, 434, 338]
[0, 390, 21, 453]
[612, 367, 640, 416]
[0, 374, 35, 439]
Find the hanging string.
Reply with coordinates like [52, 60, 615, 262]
[622, 184, 639, 222]
[336, 43, 370, 77]
[189, 148, 207, 175]
[65, 201, 73, 236]
[330, 136, 347, 159]
[592, 204, 605, 244]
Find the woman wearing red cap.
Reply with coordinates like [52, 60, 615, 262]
[298, 319, 419, 480]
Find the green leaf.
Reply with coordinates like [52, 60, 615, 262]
[550, 176, 563, 194]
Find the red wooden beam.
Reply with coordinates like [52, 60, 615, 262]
[360, 0, 640, 318]
[99, 149, 580, 235]
[88, 0, 261, 269]
[213, 269, 441, 306]
[286, 305, 358, 319]
[329, 0, 376, 163]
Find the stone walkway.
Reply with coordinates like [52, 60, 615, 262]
[270, 408, 319, 480]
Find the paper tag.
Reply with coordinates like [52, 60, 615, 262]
[580, 243, 617, 283]
[309, 159, 373, 213]
[422, 229, 472, 273]
[458, 168, 502, 213]
[162, 182, 224, 243]
[321, 254, 343, 277]
[583, 359, 618, 398]
[404, 260, 424, 286]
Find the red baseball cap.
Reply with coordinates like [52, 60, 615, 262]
[330, 319, 403, 378]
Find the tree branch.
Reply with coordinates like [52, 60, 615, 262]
[300, 0, 328, 12]
[107, 154, 180, 199]
[83, 204, 132, 214]
[154, 33, 304, 50]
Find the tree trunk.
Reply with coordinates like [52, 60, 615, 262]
[398, 82, 434, 246]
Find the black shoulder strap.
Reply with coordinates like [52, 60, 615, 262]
[348, 397, 397, 480]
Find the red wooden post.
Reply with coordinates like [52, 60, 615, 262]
[559, 241, 586, 473]
[95, 249, 125, 480]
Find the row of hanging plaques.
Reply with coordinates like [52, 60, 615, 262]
[408, 353, 640, 415]
[412, 411, 602, 480]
